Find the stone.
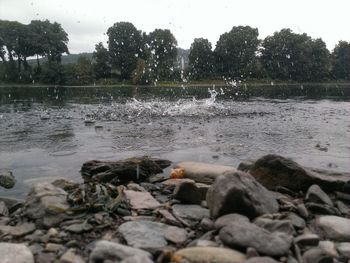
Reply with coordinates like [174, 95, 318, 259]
[306, 202, 339, 215]
[60, 249, 85, 263]
[173, 247, 246, 263]
[0, 170, 16, 189]
[319, 241, 338, 258]
[158, 209, 181, 226]
[241, 257, 281, 263]
[294, 234, 320, 247]
[303, 247, 333, 263]
[120, 254, 153, 263]
[0, 223, 36, 237]
[187, 239, 219, 247]
[0, 242, 34, 263]
[254, 218, 295, 235]
[24, 182, 69, 227]
[44, 243, 64, 253]
[0, 201, 9, 216]
[161, 178, 194, 187]
[124, 190, 160, 210]
[65, 222, 93, 233]
[305, 185, 334, 206]
[206, 171, 279, 219]
[336, 242, 350, 258]
[81, 156, 171, 184]
[248, 154, 350, 191]
[89, 240, 152, 263]
[173, 180, 210, 205]
[172, 204, 209, 226]
[51, 178, 79, 192]
[0, 197, 23, 214]
[200, 217, 214, 231]
[297, 203, 309, 219]
[174, 161, 237, 184]
[285, 212, 306, 229]
[219, 220, 292, 256]
[335, 200, 350, 216]
[118, 220, 187, 249]
[214, 213, 250, 229]
[315, 215, 350, 241]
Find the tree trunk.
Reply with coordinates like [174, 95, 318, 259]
[36, 55, 40, 67]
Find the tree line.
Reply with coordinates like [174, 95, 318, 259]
[1, 20, 350, 85]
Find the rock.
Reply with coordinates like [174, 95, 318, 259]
[294, 234, 320, 247]
[241, 257, 281, 263]
[319, 241, 338, 258]
[297, 203, 309, 219]
[187, 239, 219, 247]
[0, 197, 24, 214]
[158, 209, 181, 226]
[173, 247, 246, 263]
[305, 185, 333, 206]
[315, 216, 350, 241]
[89, 240, 152, 263]
[81, 156, 171, 184]
[214, 213, 250, 229]
[51, 178, 79, 192]
[206, 171, 279, 219]
[306, 202, 339, 215]
[65, 222, 93, 233]
[0, 201, 9, 216]
[335, 200, 350, 216]
[285, 212, 306, 229]
[60, 249, 85, 263]
[219, 220, 292, 256]
[174, 161, 237, 184]
[118, 220, 187, 249]
[0, 223, 36, 237]
[161, 178, 194, 187]
[0, 242, 34, 263]
[36, 253, 56, 263]
[127, 183, 147, 192]
[24, 182, 69, 228]
[124, 190, 160, 210]
[0, 170, 16, 189]
[248, 154, 350, 191]
[303, 247, 333, 263]
[237, 160, 255, 172]
[200, 217, 215, 231]
[120, 254, 153, 263]
[172, 204, 209, 226]
[44, 243, 64, 253]
[173, 180, 210, 205]
[254, 217, 295, 235]
[337, 242, 350, 259]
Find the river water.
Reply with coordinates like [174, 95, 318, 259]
[1, 84, 350, 198]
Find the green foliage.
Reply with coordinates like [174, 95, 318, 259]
[73, 56, 95, 85]
[131, 58, 151, 84]
[40, 61, 65, 85]
[93, 42, 111, 79]
[261, 29, 330, 81]
[331, 41, 350, 80]
[188, 38, 214, 80]
[107, 22, 143, 80]
[215, 26, 259, 79]
[146, 29, 178, 80]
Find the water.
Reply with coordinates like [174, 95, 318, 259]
[1, 84, 350, 198]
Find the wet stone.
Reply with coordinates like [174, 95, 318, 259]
[172, 204, 209, 226]
[0, 170, 16, 189]
[173, 180, 210, 205]
[305, 184, 334, 206]
[118, 220, 187, 249]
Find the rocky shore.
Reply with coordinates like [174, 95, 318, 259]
[1, 154, 350, 263]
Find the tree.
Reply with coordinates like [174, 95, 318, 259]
[40, 61, 65, 85]
[92, 42, 111, 79]
[146, 29, 178, 80]
[73, 56, 94, 85]
[331, 41, 350, 80]
[107, 22, 143, 80]
[261, 29, 330, 81]
[188, 38, 214, 80]
[214, 26, 259, 79]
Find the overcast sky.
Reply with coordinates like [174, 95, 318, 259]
[1, 0, 349, 54]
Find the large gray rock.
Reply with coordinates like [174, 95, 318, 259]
[118, 220, 187, 249]
[336, 242, 350, 259]
[0, 242, 34, 263]
[0, 170, 16, 189]
[249, 155, 350, 191]
[214, 213, 249, 229]
[174, 162, 237, 184]
[315, 215, 350, 241]
[173, 180, 210, 204]
[23, 182, 69, 228]
[0, 223, 36, 237]
[89, 240, 152, 263]
[219, 220, 292, 256]
[206, 171, 279, 219]
[173, 247, 246, 263]
[254, 217, 295, 236]
[172, 204, 210, 226]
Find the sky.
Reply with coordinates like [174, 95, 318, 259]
[1, 0, 350, 54]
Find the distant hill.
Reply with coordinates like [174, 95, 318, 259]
[27, 48, 189, 69]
